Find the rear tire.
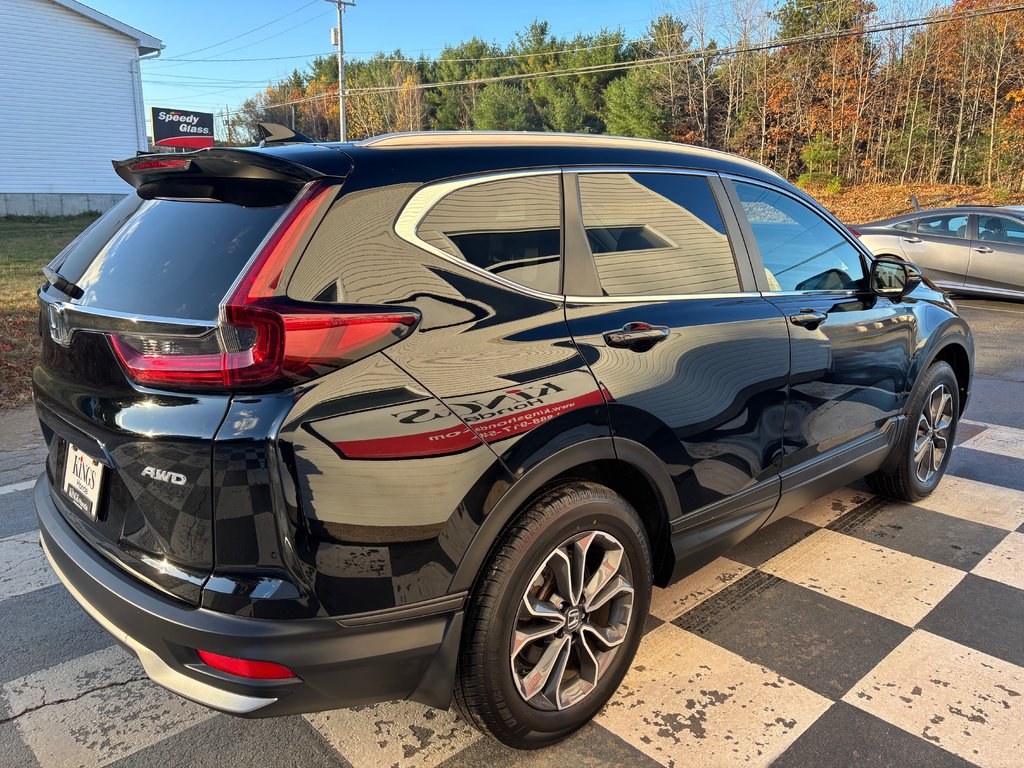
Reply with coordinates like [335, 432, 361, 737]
[453, 481, 652, 748]
[867, 361, 959, 501]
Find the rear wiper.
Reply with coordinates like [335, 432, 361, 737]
[42, 266, 84, 299]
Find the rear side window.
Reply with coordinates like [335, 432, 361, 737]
[417, 174, 562, 294]
[892, 220, 915, 231]
[54, 195, 284, 320]
[734, 181, 866, 292]
[577, 173, 739, 296]
[918, 214, 968, 239]
[978, 215, 1024, 244]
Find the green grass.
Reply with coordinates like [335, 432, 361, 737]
[0, 213, 99, 409]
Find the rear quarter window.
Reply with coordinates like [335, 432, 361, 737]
[415, 174, 563, 294]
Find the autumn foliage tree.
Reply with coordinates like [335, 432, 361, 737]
[217, 0, 1024, 189]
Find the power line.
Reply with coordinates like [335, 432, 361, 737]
[143, 0, 860, 66]
[150, 14, 662, 64]
[196, 7, 332, 59]
[215, 2, 1024, 117]
[165, 0, 322, 59]
[153, 5, 332, 71]
[147, 51, 337, 64]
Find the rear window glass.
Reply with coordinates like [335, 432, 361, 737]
[54, 195, 284, 320]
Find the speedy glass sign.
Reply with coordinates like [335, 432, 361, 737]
[151, 107, 215, 149]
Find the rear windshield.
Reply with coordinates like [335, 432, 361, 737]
[53, 195, 285, 320]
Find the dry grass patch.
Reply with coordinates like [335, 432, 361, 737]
[807, 183, 1024, 223]
[0, 214, 98, 409]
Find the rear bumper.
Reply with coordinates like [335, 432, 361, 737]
[35, 475, 464, 717]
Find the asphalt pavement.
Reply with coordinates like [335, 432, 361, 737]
[0, 297, 1021, 768]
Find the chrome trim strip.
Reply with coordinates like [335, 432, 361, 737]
[759, 289, 861, 298]
[397, 166, 859, 305]
[563, 166, 717, 177]
[396, 167, 765, 303]
[564, 292, 761, 303]
[394, 169, 567, 301]
[39, 294, 218, 345]
[40, 535, 276, 715]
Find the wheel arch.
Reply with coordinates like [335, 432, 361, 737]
[913, 324, 973, 416]
[930, 340, 971, 416]
[450, 437, 681, 595]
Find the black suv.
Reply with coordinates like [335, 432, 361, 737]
[34, 131, 973, 748]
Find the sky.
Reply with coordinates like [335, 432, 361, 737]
[84, 0, 667, 135]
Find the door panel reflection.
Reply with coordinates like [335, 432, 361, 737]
[566, 296, 791, 516]
[766, 294, 911, 469]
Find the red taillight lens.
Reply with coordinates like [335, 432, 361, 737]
[108, 181, 420, 391]
[128, 158, 191, 172]
[847, 226, 862, 238]
[110, 334, 228, 387]
[196, 650, 297, 680]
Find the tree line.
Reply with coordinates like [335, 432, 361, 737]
[217, 0, 1024, 190]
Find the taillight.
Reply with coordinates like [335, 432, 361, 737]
[109, 182, 420, 391]
[128, 158, 191, 172]
[847, 226, 862, 238]
[196, 650, 297, 680]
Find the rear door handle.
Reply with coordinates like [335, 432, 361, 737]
[974, 246, 994, 254]
[603, 322, 670, 350]
[789, 309, 828, 330]
[901, 237, 922, 244]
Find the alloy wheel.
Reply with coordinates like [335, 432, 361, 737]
[510, 531, 635, 711]
[914, 383, 954, 483]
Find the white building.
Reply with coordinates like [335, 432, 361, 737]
[0, 0, 162, 215]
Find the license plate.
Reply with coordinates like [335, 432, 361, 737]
[62, 443, 104, 519]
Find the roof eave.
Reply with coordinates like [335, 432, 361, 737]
[50, 0, 163, 57]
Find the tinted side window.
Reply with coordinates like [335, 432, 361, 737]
[417, 175, 561, 294]
[734, 182, 866, 292]
[978, 215, 1024, 244]
[918, 214, 968, 239]
[577, 173, 739, 296]
[892, 220, 914, 231]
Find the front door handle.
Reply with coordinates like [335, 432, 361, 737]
[603, 322, 670, 350]
[789, 309, 828, 330]
[901, 237, 922, 244]
[974, 246, 994, 254]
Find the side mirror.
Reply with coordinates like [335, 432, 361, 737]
[871, 258, 921, 300]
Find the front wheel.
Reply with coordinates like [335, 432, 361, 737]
[453, 481, 652, 748]
[868, 361, 960, 501]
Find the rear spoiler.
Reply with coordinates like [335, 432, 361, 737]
[113, 147, 351, 206]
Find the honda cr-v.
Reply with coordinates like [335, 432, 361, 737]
[34, 130, 973, 748]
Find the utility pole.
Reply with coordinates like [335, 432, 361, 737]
[326, 0, 356, 142]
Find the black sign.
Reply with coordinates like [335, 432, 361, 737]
[151, 107, 215, 149]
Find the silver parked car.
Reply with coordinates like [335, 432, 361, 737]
[853, 206, 1024, 299]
